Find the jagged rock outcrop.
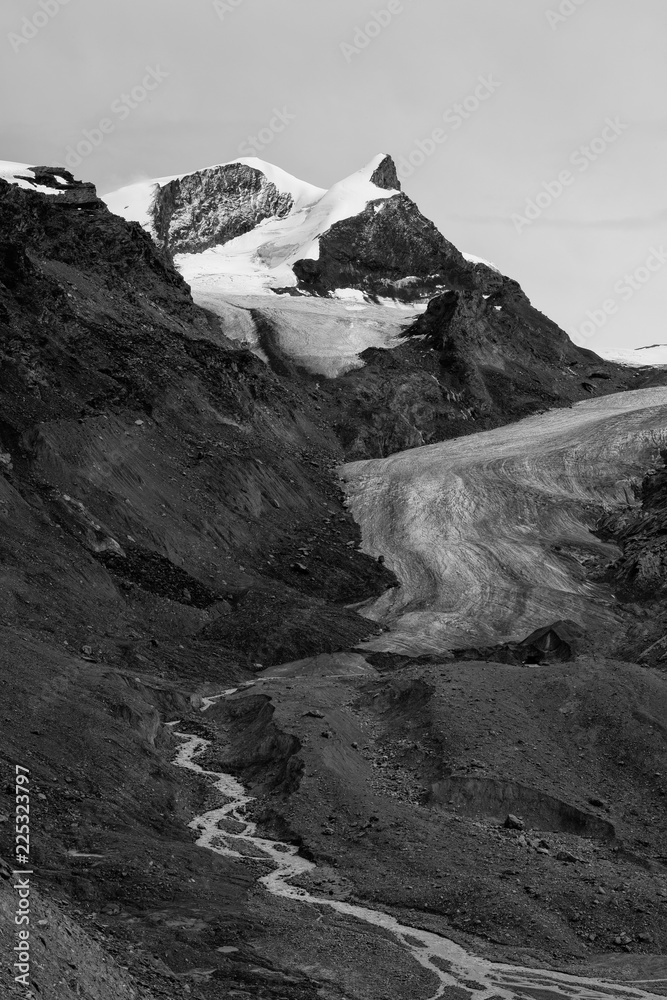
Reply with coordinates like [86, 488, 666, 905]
[2, 163, 99, 205]
[598, 449, 667, 600]
[399, 283, 646, 429]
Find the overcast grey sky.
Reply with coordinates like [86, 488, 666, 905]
[2, 0, 666, 352]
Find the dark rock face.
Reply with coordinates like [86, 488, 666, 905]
[289, 177, 552, 305]
[293, 192, 472, 299]
[369, 153, 402, 191]
[0, 175, 409, 997]
[150, 162, 295, 254]
[599, 450, 667, 600]
[404, 284, 646, 423]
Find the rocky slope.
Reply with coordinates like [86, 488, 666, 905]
[218, 651, 667, 977]
[600, 449, 667, 602]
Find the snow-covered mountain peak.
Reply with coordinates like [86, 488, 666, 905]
[102, 154, 407, 295]
[103, 156, 326, 231]
[231, 157, 326, 209]
[102, 153, 399, 231]
[312, 153, 400, 212]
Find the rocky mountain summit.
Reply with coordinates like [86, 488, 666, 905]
[2, 157, 667, 999]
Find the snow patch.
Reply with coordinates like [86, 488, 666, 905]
[331, 288, 367, 303]
[464, 252, 501, 273]
[376, 297, 429, 313]
[0, 160, 65, 196]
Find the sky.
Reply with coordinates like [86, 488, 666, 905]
[1, 0, 666, 353]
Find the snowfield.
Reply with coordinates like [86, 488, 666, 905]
[598, 345, 667, 367]
[462, 252, 501, 272]
[0, 160, 67, 196]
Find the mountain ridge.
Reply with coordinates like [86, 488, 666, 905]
[103, 153, 498, 301]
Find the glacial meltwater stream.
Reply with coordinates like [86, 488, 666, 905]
[171, 692, 663, 1000]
